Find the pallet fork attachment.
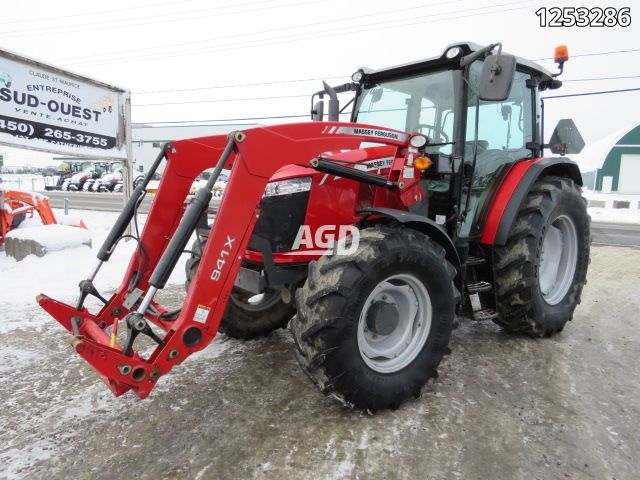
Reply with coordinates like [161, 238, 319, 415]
[37, 122, 411, 398]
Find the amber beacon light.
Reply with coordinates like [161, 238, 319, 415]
[554, 45, 569, 64]
[414, 156, 432, 171]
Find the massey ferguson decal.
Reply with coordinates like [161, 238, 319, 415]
[323, 125, 409, 142]
[357, 156, 394, 171]
[0, 49, 129, 159]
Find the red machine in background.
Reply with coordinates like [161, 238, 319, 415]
[1, 190, 58, 245]
[0, 190, 87, 246]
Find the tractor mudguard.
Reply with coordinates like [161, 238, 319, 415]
[359, 207, 462, 292]
[481, 157, 582, 246]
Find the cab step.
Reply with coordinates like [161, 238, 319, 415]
[467, 281, 492, 294]
[464, 255, 486, 266]
[472, 308, 499, 322]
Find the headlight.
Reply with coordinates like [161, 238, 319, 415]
[263, 177, 312, 197]
[445, 46, 461, 59]
[351, 69, 364, 82]
[409, 134, 429, 148]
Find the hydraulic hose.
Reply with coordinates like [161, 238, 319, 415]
[96, 146, 168, 262]
[311, 158, 398, 189]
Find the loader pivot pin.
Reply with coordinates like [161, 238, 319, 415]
[71, 316, 82, 337]
[75, 279, 108, 310]
[122, 312, 165, 356]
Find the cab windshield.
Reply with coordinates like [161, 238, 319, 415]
[354, 69, 459, 154]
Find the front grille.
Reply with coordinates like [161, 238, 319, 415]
[248, 191, 310, 252]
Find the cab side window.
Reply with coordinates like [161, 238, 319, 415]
[460, 62, 535, 237]
[466, 67, 533, 166]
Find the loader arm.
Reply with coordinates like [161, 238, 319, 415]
[38, 121, 410, 399]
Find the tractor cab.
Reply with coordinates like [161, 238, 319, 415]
[315, 42, 578, 240]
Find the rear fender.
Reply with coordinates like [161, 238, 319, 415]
[359, 207, 462, 294]
[481, 157, 582, 246]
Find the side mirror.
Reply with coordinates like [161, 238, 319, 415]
[478, 54, 516, 101]
[549, 119, 585, 155]
[311, 100, 324, 122]
[322, 81, 339, 121]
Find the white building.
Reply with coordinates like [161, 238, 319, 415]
[575, 122, 640, 193]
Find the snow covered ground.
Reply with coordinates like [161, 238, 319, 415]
[0, 195, 639, 478]
[588, 207, 640, 224]
[583, 190, 640, 207]
[584, 190, 640, 224]
[0, 174, 59, 192]
[6, 224, 92, 251]
[0, 247, 639, 479]
[0, 208, 188, 334]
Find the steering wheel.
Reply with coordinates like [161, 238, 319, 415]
[416, 124, 449, 143]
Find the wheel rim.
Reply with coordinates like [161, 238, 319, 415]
[357, 273, 432, 374]
[539, 214, 578, 305]
[230, 288, 282, 312]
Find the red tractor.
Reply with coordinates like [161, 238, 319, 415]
[1, 190, 57, 245]
[39, 42, 589, 411]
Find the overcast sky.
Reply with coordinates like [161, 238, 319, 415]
[0, 0, 638, 166]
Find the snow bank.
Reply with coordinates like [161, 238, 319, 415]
[6, 224, 91, 251]
[583, 190, 640, 207]
[588, 208, 640, 224]
[56, 214, 84, 227]
[15, 216, 43, 229]
[584, 191, 640, 224]
[0, 208, 188, 331]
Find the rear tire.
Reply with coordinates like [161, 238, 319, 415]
[291, 226, 458, 412]
[493, 176, 590, 336]
[185, 238, 295, 339]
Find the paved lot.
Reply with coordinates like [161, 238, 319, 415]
[591, 222, 640, 247]
[1, 245, 638, 480]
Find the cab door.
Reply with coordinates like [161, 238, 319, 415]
[460, 62, 537, 238]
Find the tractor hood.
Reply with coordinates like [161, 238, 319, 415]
[101, 171, 123, 184]
[71, 170, 92, 182]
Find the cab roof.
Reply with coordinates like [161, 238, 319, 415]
[360, 41, 554, 83]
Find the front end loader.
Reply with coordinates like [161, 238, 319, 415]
[1, 189, 57, 245]
[38, 42, 590, 411]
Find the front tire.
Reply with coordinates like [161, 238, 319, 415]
[493, 176, 590, 336]
[291, 226, 458, 411]
[185, 238, 295, 339]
